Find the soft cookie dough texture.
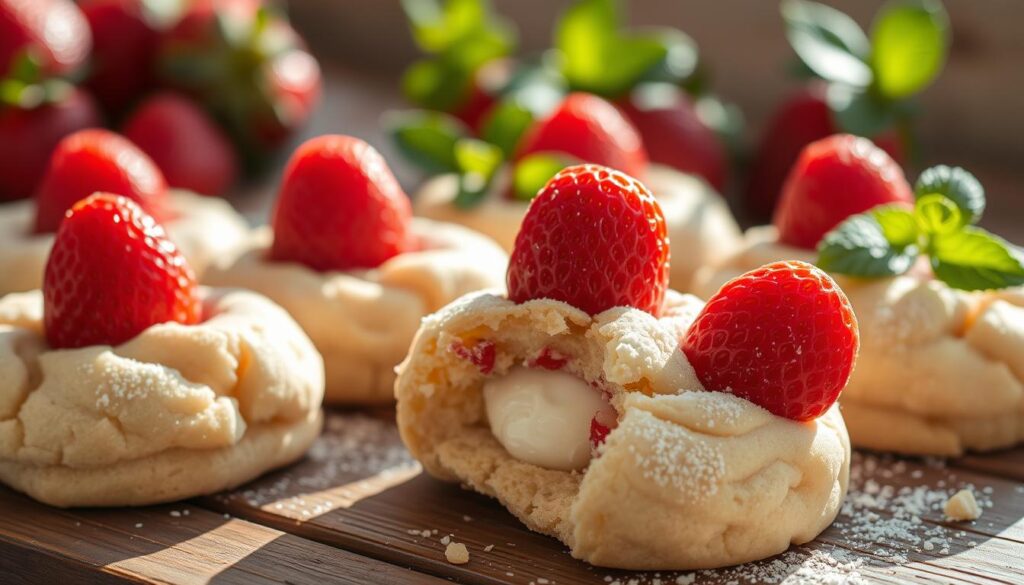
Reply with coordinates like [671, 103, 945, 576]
[0, 191, 250, 295]
[694, 226, 1024, 456]
[415, 164, 742, 292]
[396, 291, 850, 570]
[0, 288, 324, 507]
[205, 218, 507, 404]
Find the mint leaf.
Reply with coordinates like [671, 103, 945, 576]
[817, 210, 919, 277]
[915, 165, 984, 227]
[454, 138, 502, 179]
[480, 100, 534, 158]
[556, 0, 668, 97]
[781, 0, 872, 87]
[874, 204, 919, 247]
[401, 59, 471, 111]
[387, 110, 469, 173]
[403, 0, 491, 53]
[870, 0, 949, 99]
[513, 153, 576, 201]
[634, 27, 699, 87]
[931, 227, 1024, 291]
[915, 193, 962, 236]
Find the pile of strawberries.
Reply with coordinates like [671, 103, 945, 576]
[0, 0, 321, 202]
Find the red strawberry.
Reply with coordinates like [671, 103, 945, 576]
[506, 164, 669, 316]
[682, 260, 858, 421]
[773, 133, 913, 250]
[515, 93, 648, 180]
[79, 0, 164, 114]
[0, 87, 101, 201]
[34, 128, 169, 233]
[43, 193, 201, 349]
[123, 92, 239, 195]
[0, 0, 91, 77]
[157, 0, 321, 164]
[270, 135, 414, 271]
[452, 58, 511, 132]
[745, 83, 906, 220]
[617, 84, 727, 192]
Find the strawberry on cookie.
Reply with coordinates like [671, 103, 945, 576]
[407, 92, 742, 292]
[396, 164, 854, 570]
[204, 134, 507, 405]
[694, 133, 1024, 456]
[0, 128, 249, 295]
[0, 194, 323, 507]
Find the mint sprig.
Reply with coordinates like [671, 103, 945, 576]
[818, 166, 1024, 291]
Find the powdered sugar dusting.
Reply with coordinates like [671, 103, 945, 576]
[621, 411, 725, 498]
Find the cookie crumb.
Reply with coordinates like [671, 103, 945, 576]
[445, 542, 470, 565]
[944, 489, 981, 521]
[169, 510, 182, 518]
[675, 575, 695, 585]
[484, 544, 494, 552]
[440, 535, 451, 545]
[134, 523, 143, 529]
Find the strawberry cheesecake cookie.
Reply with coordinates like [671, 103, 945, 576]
[205, 135, 506, 405]
[0, 194, 323, 507]
[413, 93, 741, 291]
[397, 165, 855, 570]
[0, 129, 249, 296]
[694, 134, 1024, 456]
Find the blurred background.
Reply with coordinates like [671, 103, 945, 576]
[281, 0, 1022, 234]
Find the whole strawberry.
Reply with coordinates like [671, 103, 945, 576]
[745, 84, 904, 219]
[0, 86, 101, 201]
[270, 135, 414, 271]
[617, 84, 727, 192]
[34, 129, 169, 233]
[79, 0, 166, 114]
[515, 93, 648, 180]
[773, 134, 913, 249]
[44, 193, 201, 349]
[123, 92, 239, 195]
[157, 0, 321, 165]
[682, 261, 858, 421]
[507, 164, 669, 316]
[0, 0, 91, 77]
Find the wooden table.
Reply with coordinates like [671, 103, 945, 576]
[3, 68, 1024, 584]
[1, 409, 1022, 584]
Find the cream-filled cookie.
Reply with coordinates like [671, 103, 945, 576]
[694, 227, 1024, 456]
[0, 192, 249, 295]
[416, 164, 741, 291]
[205, 135, 507, 404]
[396, 164, 856, 570]
[0, 194, 322, 507]
[695, 136, 1024, 456]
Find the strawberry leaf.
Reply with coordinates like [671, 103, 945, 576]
[931, 227, 1024, 291]
[826, 84, 900, 138]
[915, 165, 984, 227]
[556, 0, 668, 98]
[817, 208, 919, 277]
[387, 110, 470, 173]
[870, 0, 949, 100]
[402, 0, 512, 54]
[452, 138, 503, 208]
[781, 0, 872, 87]
[480, 100, 535, 158]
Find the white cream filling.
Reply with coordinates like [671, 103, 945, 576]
[482, 366, 612, 471]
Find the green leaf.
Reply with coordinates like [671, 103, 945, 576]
[874, 205, 920, 247]
[512, 153, 576, 201]
[870, 0, 949, 99]
[479, 100, 535, 158]
[633, 27, 699, 86]
[817, 211, 918, 277]
[386, 110, 470, 173]
[556, 0, 668, 97]
[826, 84, 898, 137]
[454, 138, 502, 178]
[931, 227, 1024, 291]
[401, 59, 471, 111]
[915, 193, 962, 236]
[402, 0, 486, 53]
[781, 0, 872, 87]
[915, 165, 984, 227]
